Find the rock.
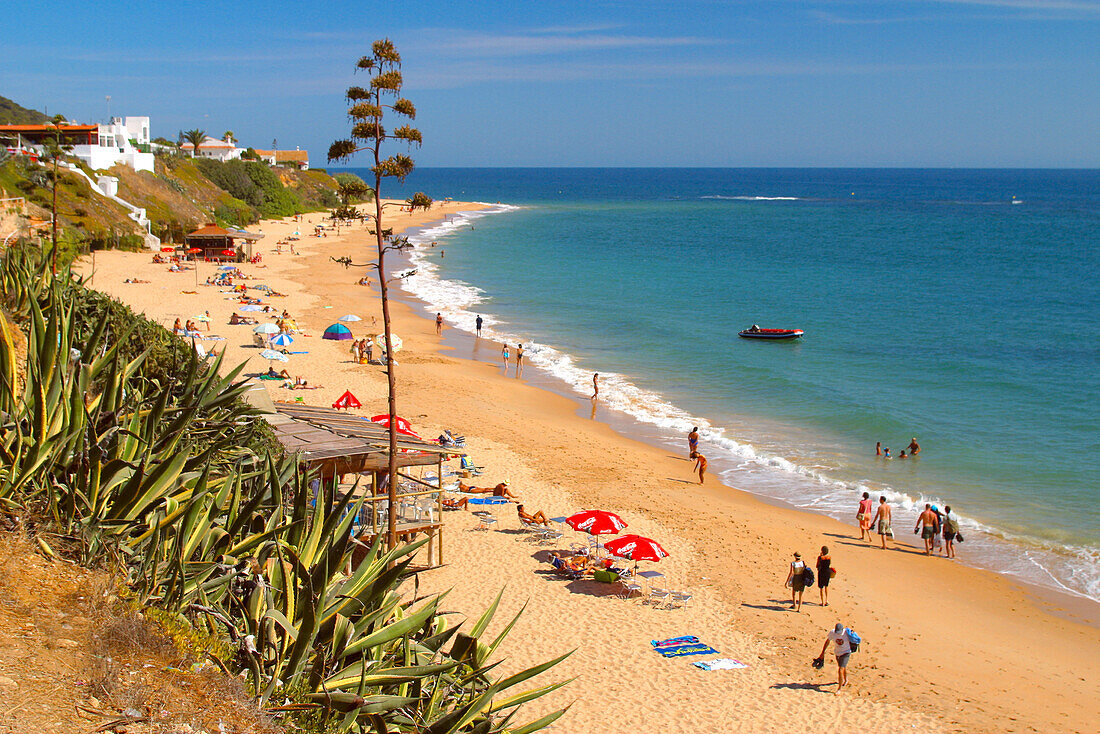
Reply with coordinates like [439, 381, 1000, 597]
[55, 638, 80, 649]
[0, 675, 18, 689]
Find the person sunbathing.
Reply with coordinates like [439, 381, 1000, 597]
[267, 367, 291, 379]
[441, 496, 469, 511]
[458, 480, 517, 499]
[549, 552, 590, 576]
[517, 504, 550, 526]
[292, 376, 322, 390]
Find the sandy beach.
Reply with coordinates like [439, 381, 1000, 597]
[76, 205, 1100, 733]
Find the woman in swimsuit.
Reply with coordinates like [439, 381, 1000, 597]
[501, 344, 510, 368]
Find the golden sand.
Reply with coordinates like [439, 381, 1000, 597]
[77, 206, 1100, 733]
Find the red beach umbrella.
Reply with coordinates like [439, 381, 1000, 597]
[187, 247, 203, 254]
[160, 246, 174, 252]
[332, 390, 361, 410]
[603, 534, 669, 562]
[221, 249, 236, 256]
[566, 510, 627, 536]
[370, 414, 422, 439]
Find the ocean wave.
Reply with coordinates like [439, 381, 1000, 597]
[700, 195, 802, 201]
[397, 207, 1100, 605]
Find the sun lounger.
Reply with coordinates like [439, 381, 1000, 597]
[667, 590, 693, 608]
[548, 556, 584, 580]
[459, 456, 483, 476]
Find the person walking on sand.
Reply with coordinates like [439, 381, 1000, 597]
[942, 504, 960, 559]
[436, 313, 443, 335]
[816, 546, 832, 606]
[872, 496, 893, 549]
[501, 343, 510, 369]
[688, 427, 699, 457]
[515, 344, 525, 375]
[907, 437, 921, 455]
[690, 451, 708, 484]
[914, 503, 940, 555]
[592, 372, 599, 400]
[856, 491, 874, 542]
[785, 552, 806, 611]
[476, 314, 483, 337]
[817, 622, 853, 693]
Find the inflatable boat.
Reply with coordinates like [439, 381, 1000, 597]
[738, 327, 804, 340]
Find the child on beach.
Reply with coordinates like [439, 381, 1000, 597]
[690, 451, 708, 484]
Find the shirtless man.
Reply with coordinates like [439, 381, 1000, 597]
[517, 504, 550, 525]
[688, 427, 699, 457]
[690, 451, 708, 484]
[907, 438, 921, 456]
[871, 496, 892, 549]
[914, 503, 940, 555]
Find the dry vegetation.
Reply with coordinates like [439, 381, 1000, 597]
[0, 531, 278, 734]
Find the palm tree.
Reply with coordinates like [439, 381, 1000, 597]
[222, 130, 235, 143]
[183, 129, 206, 158]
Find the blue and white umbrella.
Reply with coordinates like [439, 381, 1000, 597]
[259, 349, 289, 362]
[338, 314, 362, 322]
[269, 332, 294, 347]
[253, 323, 280, 334]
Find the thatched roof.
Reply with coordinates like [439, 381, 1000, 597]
[265, 403, 447, 473]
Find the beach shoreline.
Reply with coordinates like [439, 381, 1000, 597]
[389, 201, 1100, 619]
[76, 204, 1100, 733]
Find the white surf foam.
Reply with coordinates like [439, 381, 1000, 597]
[395, 206, 1100, 605]
[701, 195, 802, 201]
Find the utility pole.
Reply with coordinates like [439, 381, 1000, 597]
[105, 95, 111, 122]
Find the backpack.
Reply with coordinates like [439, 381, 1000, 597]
[846, 628, 861, 653]
[801, 566, 815, 586]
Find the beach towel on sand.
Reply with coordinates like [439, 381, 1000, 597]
[692, 658, 748, 671]
[653, 643, 719, 658]
[651, 636, 699, 648]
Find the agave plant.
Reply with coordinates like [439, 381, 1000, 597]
[0, 245, 570, 732]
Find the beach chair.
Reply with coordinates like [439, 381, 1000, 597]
[666, 590, 693, 609]
[645, 587, 672, 608]
[459, 456, 483, 476]
[548, 556, 584, 580]
[474, 514, 496, 531]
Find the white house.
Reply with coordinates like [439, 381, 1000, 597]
[72, 117, 155, 173]
[0, 116, 155, 173]
[180, 135, 244, 162]
[252, 147, 310, 170]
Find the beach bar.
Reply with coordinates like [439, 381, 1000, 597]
[262, 401, 452, 568]
[184, 223, 263, 261]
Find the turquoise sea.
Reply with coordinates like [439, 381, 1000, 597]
[349, 167, 1100, 602]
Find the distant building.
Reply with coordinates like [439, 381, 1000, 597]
[0, 116, 155, 173]
[180, 135, 244, 162]
[252, 147, 309, 170]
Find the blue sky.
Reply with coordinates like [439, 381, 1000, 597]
[3, 1, 1098, 167]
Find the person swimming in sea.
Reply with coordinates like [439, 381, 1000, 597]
[883, 447, 892, 458]
[907, 437, 921, 455]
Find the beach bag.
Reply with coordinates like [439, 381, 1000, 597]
[593, 569, 620, 583]
[812, 656, 825, 669]
[802, 567, 815, 586]
[846, 628, 861, 653]
[830, 567, 837, 578]
[956, 531, 964, 543]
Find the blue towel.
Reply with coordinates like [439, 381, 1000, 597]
[468, 497, 509, 505]
[653, 643, 719, 658]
